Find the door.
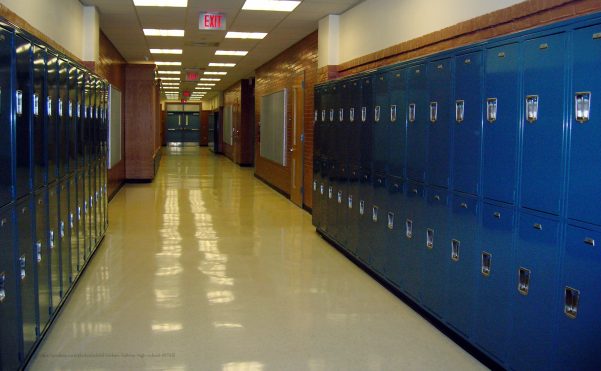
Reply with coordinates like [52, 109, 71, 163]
[290, 73, 304, 207]
[183, 112, 200, 143]
[165, 112, 182, 143]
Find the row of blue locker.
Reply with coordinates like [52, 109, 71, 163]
[314, 18, 601, 228]
[0, 19, 109, 371]
[312, 12, 601, 371]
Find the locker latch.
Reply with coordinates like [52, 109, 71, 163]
[69, 100, 73, 118]
[372, 206, 378, 222]
[329, 109, 334, 122]
[526, 95, 539, 123]
[319, 184, 324, 195]
[49, 230, 55, 248]
[70, 213, 74, 229]
[486, 98, 497, 123]
[390, 105, 397, 122]
[58, 98, 63, 117]
[584, 237, 595, 247]
[313, 180, 317, 191]
[348, 195, 353, 209]
[77, 206, 82, 221]
[564, 287, 580, 319]
[328, 186, 333, 199]
[405, 219, 413, 239]
[16, 90, 23, 115]
[0, 272, 5, 303]
[19, 256, 26, 280]
[33, 94, 39, 116]
[455, 100, 464, 123]
[47, 97, 52, 116]
[36, 241, 42, 263]
[321, 110, 325, 122]
[575, 92, 591, 123]
[429, 102, 438, 123]
[426, 228, 434, 249]
[387, 212, 394, 230]
[359, 200, 365, 215]
[361, 107, 367, 122]
[518, 267, 531, 295]
[349, 108, 355, 122]
[451, 239, 460, 261]
[408, 103, 416, 123]
[481, 252, 492, 276]
[374, 106, 380, 123]
[337, 191, 342, 204]
[339, 108, 344, 122]
[314, 110, 317, 123]
[60, 221, 65, 239]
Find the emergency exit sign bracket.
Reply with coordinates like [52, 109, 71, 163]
[199, 12, 226, 31]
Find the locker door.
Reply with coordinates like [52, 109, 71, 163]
[15, 35, 33, 199]
[384, 177, 404, 286]
[0, 26, 14, 208]
[372, 73, 389, 173]
[359, 77, 373, 170]
[76, 172, 86, 267]
[556, 225, 601, 369]
[453, 51, 483, 195]
[47, 53, 58, 184]
[475, 203, 515, 362]
[324, 86, 337, 237]
[402, 182, 425, 300]
[336, 82, 350, 248]
[69, 177, 79, 279]
[68, 64, 77, 177]
[406, 64, 427, 182]
[510, 213, 560, 370]
[482, 43, 520, 204]
[420, 187, 449, 318]
[33, 190, 50, 331]
[356, 168, 372, 264]
[347, 80, 361, 169]
[426, 58, 452, 188]
[76, 70, 85, 172]
[16, 197, 37, 359]
[520, 33, 567, 215]
[0, 205, 20, 371]
[369, 173, 388, 274]
[57, 58, 68, 179]
[58, 180, 70, 294]
[32, 45, 46, 190]
[346, 164, 360, 256]
[311, 87, 322, 228]
[388, 69, 406, 178]
[446, 195, 479, 337]
[48, 185, 60, 314]
[567, 24, 601, 226]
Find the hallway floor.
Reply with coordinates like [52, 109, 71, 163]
[28, 147, 486, 371]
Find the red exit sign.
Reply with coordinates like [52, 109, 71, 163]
[199, 12, 226, 30]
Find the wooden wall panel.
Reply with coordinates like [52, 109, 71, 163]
[200, 110, 210, 146]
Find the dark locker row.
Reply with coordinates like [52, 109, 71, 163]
[312, 12, 601, 371]
[0, 20, 109, 371]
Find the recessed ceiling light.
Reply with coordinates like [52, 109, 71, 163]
[134, 0, 187, 7]
[160, 77, 180, 80]
[242, 0, 300, 12]
[209, 63, 236, 67]
[150, 49, 183, 54]
[158, 70, 181, 74]
[198, 87, 212, 90]
[197, 83, 215, 86]
[215, 50, 248, 56]
[200, 78, 221, 81]
[155, 61, 182, 66]
[162, 83, 180, 86]
[144, 29, 185, 37]
[225, 32, 267, 39]
[204, 71, 227, 75]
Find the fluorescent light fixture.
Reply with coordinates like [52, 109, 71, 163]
[242, 0, 300, 12]
[160, 77, 180, 80]
[204, 71, 227, 75]
[198, 87, 212, 90]
[209, 63, 236, 67]
[150, 49, 183, 54]
[143, 29, 185, 37]
[225, 32, 267, 39]
[134, 0, 187, 7]
[197, 83, 215, 86]
[200, 78, 221, 81]
[155, 61, 182, 66]
[158, 70, 181, 74]
[162, 83, 180, 86]
[215, 50, 248, 56]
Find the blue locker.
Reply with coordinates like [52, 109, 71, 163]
[453, 51, 483, 195]
[68, 176, 79, 279]
[76, 70, 86, 172]
[446, 194, 479, 337]
[347, 80, 362, 168]
[510, 212, 560, 370]
[482, 43, 520, 204]
[406, 64, 427, 182]
[474, 203, 515, 363]
[68, 64, 77, 176]
[15, 35, 33, 200]
[0, 205, 20, 371]
[420, 187, 449, 318]
[401, 182, 425, 300]
[384, 176, 404, 285]
[59, 180, 70, 295]
[57, 58, 68, 180]
[325, 85, 339, 239]
[335, 82, 350, 247]
[48, 184, 60, 314]
[346, 80, 362, 255]
[346, 165, 361, 256]
[16, 197, 37, 360]
[567, 24, 601, 226]
[32, 45, 46, 190]
[372, 73, 389, 173]
[520, 33, 567, 215]
[76, 172, 87, 266]
[426, 59, 452, 188]
[359, 77, 373, 169]
[388, 69, 406, 178]
[33, 190, 50, 332]
[46, 53, 58, 184]
[556, 224, 601, 369]
[0, 26, 14, 208]
[369, 173, 388, 274]
[356, 168, 372, 264]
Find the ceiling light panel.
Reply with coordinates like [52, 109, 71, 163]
[197, 83, 215, 86]
[208, 63, 236, 67]
[162, 83, 180, 86]
[215, 50, 248, 56]
[158, 70, 181, 74]
[150, 49, 183, 54]
[155, 61, 182, 66]
[204, 72, 227, 75]
[134, 0, 187, 7]
[160, 77, 180, 80]
[225, 32, 267, 39]
[242, 0, 301, 12]
[200, 78, 221, 81]
[198, 87, 212, 90]
[143, 29, 185, 37]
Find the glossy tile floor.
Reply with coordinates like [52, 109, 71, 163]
[28, 147, 486, 371]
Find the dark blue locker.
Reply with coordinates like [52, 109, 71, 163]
[369, 173, 388, 274]
[16, 197, 37, 360]
[356, 168, 372, 264]
[474, 203, 515, 362]
[68, 176, 79, 279]
[567, 24, 601, 226]
[420, 187, 449, 318]
[48, 184, 60, 314]
[510, 212, 560, 370]
[15, 35, 33, 199]
[58, 180, 70, 295]
[33, 190, 50, 332]
[57, 58, 68, 180]
[401, 182, 425, 301]
[335, 82, 350, 248]
[446, 194, 479, 337]
[520, 33, 567, 215]
[0, 26, 14, 208]
[325, 85, 339, 239]
[372, 73, 389, 173]
[68, 64, 77, 176]
[347, 80, 361, 168]
[0, 205, 20, 371]
[388, 69, 406, 178]
[384, 176, 404, 285]
[426, 59, 452, 188]
[76, 70, 86, 171]
[32, 45, 46, 190]
[453, 51, 483, 195]
[406, 64, 427, 182]
[359, 77, 372, 170]
[76, 172, 86, 266]
[346, 165, 361, 256]
[482, 43, 520, 204]
[46, 53, 58, 184]
[556, 224, 601, 369]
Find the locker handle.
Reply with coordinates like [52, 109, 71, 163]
[411, 188, 418, 194]
[374, 106, 380, 123]
[408, 103, 416, 123]
[533, 223, 543, 230]
[481, 252, 492, 276]
[426, 228, 434, 249]
[429, 102, 438, 123]
[313, 180, 317, 191]
[319, 184, 324, 195]
[526, 95, 539, 123]
[584, 237, 595, 247]
[460, 202, 468, 209]
[388, 212, 394, 230]
[455, 100, 464, 123]
[329, 109, 334, 122]
[486, 98, 497, 123]
[33, 94, 39, 116]
[348, 195, 353, 209]
[328, 186, 333, 200]
[47, 97, 52, 117]
[349, 107, 355, 122]
[0, 272, 5, 303]
[575, 92, 591, 123]
[372, 206, 378, 222]
[321, 109, 326, 122]
[493, 211, 501, 219]
[359, 200, 365, 216]
[405, 219, 413, 239]
[314, 110, 317, 123]
[16, 90, 23, 115]
[36, 241, 42, 263]
[451, 239, 460, 261]
[434, 195, 440, 201]
[393, 183, 400, 190]
[78, 206, 82, 221]
[390, 105, 397, 122]
[49, 230, 55, 249]
[518, 267, 531, 295]
[60, 221, 65, 239]
[19, 255, 26, 280]
[339, 108, 344, 122]
[70, 213, 74, 229]
[564, 287, 580, 319]
[58, 98, 63, 117]
[337, 190, 342, 204]
[68, 100, 73, 118]
[361, 107, 367, 123]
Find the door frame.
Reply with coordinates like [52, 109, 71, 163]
[290, 72, 305, 207]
